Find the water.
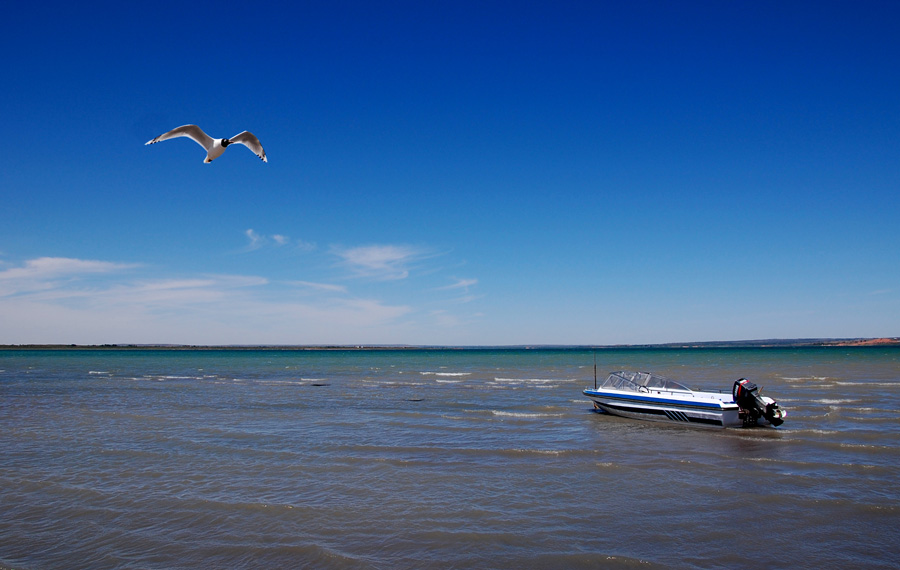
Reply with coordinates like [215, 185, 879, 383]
[1, 347, 898, 569]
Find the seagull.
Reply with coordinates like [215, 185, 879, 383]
[146, 125, 267, 163]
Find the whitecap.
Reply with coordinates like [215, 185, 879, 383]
[489, 410, 564, 418]
[781, 376, 831, 382]
[493, 377, 564, 384]
[504, 448, 565, 455]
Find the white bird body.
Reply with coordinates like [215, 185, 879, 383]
[205, 138, 228, 163]
[146, 124, 267, 163]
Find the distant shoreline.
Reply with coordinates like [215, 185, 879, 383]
[1, 338, 898, 351]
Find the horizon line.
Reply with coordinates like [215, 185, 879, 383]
[2, 337, 898, 350]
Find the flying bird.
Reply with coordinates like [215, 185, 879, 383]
[146, 125, 267, 163]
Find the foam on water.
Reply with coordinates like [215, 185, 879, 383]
[490, 410, 564, 418]
[492, 377, 565, 383]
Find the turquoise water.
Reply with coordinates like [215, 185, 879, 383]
[1, 347, 898, 569]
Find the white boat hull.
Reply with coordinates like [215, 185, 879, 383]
[583, 388, 744, 428]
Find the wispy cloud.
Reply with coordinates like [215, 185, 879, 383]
[242, 229, 315, 252]
[0, 245, 480, 344]
[436, 277, 478, 291]
[868, 289, 892, 296]
[0, 256, 411, 344]
[0, 257, 135, 281]
[102, 275, 269, 306]
[0, 257, 137, 297]
[332, 244, 428, 280]
[245, 229, 266, 250]
[290, 280, 348, 293]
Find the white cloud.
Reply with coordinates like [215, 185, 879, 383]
[290, 280, 348, 293]
[242, 229, 315, 252]
[437, 277, 478, 291]
[332, 244, 426, 280]
[294, 239, 316, 252]
[244, 229, 265, 250]
[0, 255, 416, 345]
[102, 275, 269, 307]
[0, 245, 487, 345]
[0, 257, 137, 297]
[0, 257, 134, 281]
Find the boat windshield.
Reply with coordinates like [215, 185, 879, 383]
[601, 371, 691, 392]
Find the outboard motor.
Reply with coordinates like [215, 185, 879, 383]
[733, 378, 785, 427]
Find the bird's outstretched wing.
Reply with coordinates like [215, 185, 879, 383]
[230, 131, 267, 162]
[145, 125, 214, 151]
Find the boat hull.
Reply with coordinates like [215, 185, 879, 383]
[583, 389, 743, 428]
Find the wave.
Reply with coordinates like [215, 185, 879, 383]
[141, 375, 203, 381]
[492, 378, 565, 384]
[782, 376, 831, 381]
[790, 428, 840, 436]
[491, 410, 564, 418]
[420, 372, 472, 377]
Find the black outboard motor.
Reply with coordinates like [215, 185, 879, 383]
[733, 378, 785, 427]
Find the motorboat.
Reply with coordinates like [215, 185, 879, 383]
[583, 371, 785, 428]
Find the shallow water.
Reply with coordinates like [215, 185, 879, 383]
[1, 347, 898, 569]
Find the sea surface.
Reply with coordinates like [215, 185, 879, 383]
[1, 347, 898, 569]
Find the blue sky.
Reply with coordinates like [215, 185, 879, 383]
[1, 1, 898, 345]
